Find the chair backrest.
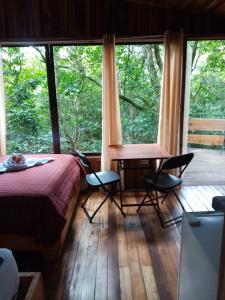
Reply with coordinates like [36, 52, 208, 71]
[160, 152, 194, 177]
[74, 150, 94, 172]
[74, 150, 104, 185]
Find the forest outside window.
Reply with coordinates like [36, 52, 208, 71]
[1, 45, 103, 154]
[1, 46, 53, 154]
[184, 40, 225, 152]
[53, 45, 103, 153]
[1, 42, 164, 155]
[116, 43, 164, 144]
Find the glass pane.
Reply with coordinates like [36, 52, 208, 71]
[188, 40, 225, 120]
[54, 45, 102, 153]
[183, 40, 225, 185]
[116, 44, 164, 144]
[2, 46, 53, 154]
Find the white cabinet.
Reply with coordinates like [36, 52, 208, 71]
[178, 212, 224, 300]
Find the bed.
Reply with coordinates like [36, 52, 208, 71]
[0, 154, 81, 258]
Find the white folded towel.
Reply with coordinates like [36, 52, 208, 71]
[0, 153, 54, 174]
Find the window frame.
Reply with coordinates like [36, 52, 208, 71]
[1, 37, 164, 154]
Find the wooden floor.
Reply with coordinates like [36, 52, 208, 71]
[184, 148, 225, 185]
[15, 185, 225, 300]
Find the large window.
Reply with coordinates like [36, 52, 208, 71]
[116, 44, 164, 144]
[188, 40, 225, 120]
[2, 46, 53, 153]
[183, 40, 225, 185]
[53, 45, 102, 153]
[185, 40, 225, 150]
[1, 41, 164, 154]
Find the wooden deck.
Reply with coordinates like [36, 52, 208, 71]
[14, 185, 224, 300]
[184, 148, 225, 185]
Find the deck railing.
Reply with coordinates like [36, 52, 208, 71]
[188, 118, 225, 146]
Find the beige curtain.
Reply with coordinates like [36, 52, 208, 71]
[158, 30, 184, 156]
[0, 49, 6, 155]
[101, 34, 122, 171]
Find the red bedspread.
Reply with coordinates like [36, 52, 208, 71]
[0, 154, 81, 246]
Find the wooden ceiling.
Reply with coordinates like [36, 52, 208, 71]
[123, 0, 225, 17]
[0, 0, 224, 41]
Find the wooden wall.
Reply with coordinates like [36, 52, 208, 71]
[0, 0, 224, 42]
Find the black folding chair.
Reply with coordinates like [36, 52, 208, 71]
[75, 150, 125, 223]
[137, 152, 194, 227]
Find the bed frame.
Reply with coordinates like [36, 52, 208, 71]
[0, 184, 80, 260]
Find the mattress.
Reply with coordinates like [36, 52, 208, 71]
[0, 248, 19, 300]
[0, 154, 81, 245]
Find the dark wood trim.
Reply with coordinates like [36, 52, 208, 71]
[0, 36, 164, 48]
[186, 35, 225, 40]
[45, 45, 61, 154]
[1, 1, 225, 41]
[179, 36, 187, 155]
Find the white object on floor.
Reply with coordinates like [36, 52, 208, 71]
[0, 248, 19, 300]
[178, 212, 224, 300]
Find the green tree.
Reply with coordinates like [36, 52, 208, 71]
[190, 40, 225, 119]
[2, 43, 164, 153]
[2, 47, 52, 153]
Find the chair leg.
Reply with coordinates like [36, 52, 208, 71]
[158, 191, 183, 227]
[149, 191, 182, 228]
[108, 192, 125, 217]
[81, 190, 93, 209]
[137, 190, 153, 212]
[136, 189, 182, 227]
[172, 189, 185, 211]
[137, 193, 148, 212]
[119, 178, 123, 209]
[101, 184, 125, 217]
[89, 194, 109, 223]
[82, 193, 109, 223]
[152, 191, 167, 227]
[82, 187, 125, 223]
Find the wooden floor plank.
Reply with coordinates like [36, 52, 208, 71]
[107, 203, 121, 300]
[81, 205, 100, 300]
[184, 148, 225, 185]
[117, 202, 129, 267]
[139, 211, 176, 300]
[140, 201, 179, 300]
[95, 198, 108, 300]
[120, 266, 133, 300]
[128, 197, 152, 266]
[15, 185, 223, 300]
[43, 200, 85, 300]
[180, 186, 204, 211]
[124, 206, 147, 300]
[192, 186, 214, 210]
[142, 266, 160, 300]
[68, 195, 96, 300]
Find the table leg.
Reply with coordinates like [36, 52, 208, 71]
[117, 161, 124, 211]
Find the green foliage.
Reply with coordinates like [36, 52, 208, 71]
[189, 40, 225, 119]
[188, 40, 225, 149]
[2, 47, 52, 153]
[2, 44, 164, 153]
[54, 45, 102, 152]
[3, 40, 224, 154]
[116, 44, 163, 144]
